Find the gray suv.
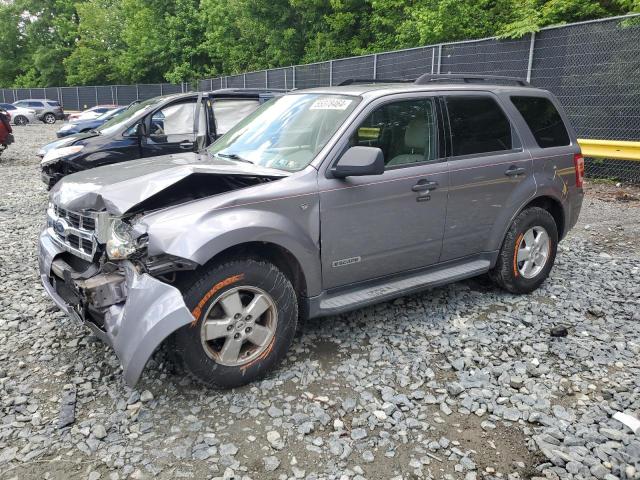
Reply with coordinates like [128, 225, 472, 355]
[38, 75, 584, 388]
[13, 99, 65, 124]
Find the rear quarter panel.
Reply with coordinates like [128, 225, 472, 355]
[496, 90, 583, 240]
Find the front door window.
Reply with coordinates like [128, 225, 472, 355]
[149, 101, 205, 143]
[350, 98, 439, 167]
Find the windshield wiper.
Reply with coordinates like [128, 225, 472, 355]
[215, 152, 253, 164]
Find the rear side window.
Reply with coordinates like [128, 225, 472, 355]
[445, 96, 514, 157]
[47, 101, 61, 107]
[28, 101, 44, 108]
[511, 96, 570, 148]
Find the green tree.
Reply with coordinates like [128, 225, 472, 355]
[0, 4, 24, 87]
[164, 0, 210, 83]
[2, 0, 639, 86]
[64, 0, 125, 85]
[300, 0, 375, 62]
[12, 0, 81, 87]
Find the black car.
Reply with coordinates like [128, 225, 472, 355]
[40, 89, 282, 188]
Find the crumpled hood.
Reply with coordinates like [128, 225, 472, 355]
[50, 153, 289, 215]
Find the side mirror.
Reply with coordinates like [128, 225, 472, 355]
[331, 146, 384, 178]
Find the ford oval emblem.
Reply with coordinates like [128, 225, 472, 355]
[53, 218, 68, 236]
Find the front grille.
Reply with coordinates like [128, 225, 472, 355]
[54, 204, 96, 231]
[67, 234, 93, 254]
[47, 204, 100, 261]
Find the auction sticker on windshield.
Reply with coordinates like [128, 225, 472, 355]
[310, 97, 353, 110]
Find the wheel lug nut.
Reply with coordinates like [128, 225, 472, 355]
[245, 315, 252, 321]
[234, 333, 240, 339]
[245, 327, 252, 333]
[234, 313, 242, 319]
[227, 325, 233, 331]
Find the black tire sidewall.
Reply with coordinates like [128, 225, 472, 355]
[494, 207, 558, 293]
[175, 259, 298, 388]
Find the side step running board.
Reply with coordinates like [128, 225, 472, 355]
[314, 259, 491, 316]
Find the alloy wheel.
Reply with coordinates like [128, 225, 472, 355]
[44, 113, 56, 124]
[199, 286, 278, 366]
[516, 226, 550, 279]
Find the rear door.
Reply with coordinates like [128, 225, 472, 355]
[140, 97, 206, 157]
[319, 94, 449, 289]
[28, 101, 45, 116]
[441, 93, 532, 261]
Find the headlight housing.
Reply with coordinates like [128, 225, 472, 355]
[106, 218, 138, 260]
[41, 145, 84, 166]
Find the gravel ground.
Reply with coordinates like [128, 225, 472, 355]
[1, 124, 639, 480]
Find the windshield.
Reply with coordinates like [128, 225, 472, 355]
[208, 93, 361, 171]
[97, 97, 161, 135]
[97, 107, 124, 120]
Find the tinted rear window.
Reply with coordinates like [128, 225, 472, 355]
[446, 96, 514, 156]
[511, 96, 570, 148]
[29, 101, 44, 108]
[47, 101, 61, 107]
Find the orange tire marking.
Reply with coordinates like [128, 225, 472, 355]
[190, 274, 245, 326]
[240, 335, 276, 374]
[513, 233, 524, 278]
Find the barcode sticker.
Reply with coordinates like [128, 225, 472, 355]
[310, 97, 352, 110]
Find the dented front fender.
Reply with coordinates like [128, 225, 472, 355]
[39, 229, 194, 385]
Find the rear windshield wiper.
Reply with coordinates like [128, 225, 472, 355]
[215, 152, 253, 164]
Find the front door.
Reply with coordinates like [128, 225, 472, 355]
[141, 98, 206, 157]
[442, 93, 533, 261]
[319, 96, 449, 290]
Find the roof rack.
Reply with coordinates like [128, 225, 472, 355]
[338, 78, 412, 86]
[414, 74, 530, 86]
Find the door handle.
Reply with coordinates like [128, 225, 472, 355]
[505, 166, 526, 177]
[412, 180, 438, 192]
[179, 141, 194, 150]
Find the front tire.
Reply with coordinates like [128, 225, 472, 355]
[174, 258, 298, 388]
[43, 113, 56, 124]
[14, 115, 28, 126]
[490, 207, 558, 294]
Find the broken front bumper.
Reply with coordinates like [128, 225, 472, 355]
[38, 229, 195, 385]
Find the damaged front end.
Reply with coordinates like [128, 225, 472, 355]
[39, 204, 196, 386]
[39, 156, 289, 384]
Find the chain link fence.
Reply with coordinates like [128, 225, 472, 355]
[0, 83, 189, 111]
[1, 14, 639, 182]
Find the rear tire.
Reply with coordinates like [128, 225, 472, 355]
[490, 207, 558, 294]
[14, 115, 28, 126]
[43, 113, 56, 124]
[174, 258, 298, 388]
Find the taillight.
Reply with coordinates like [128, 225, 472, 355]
[574, 153, 584, 188]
